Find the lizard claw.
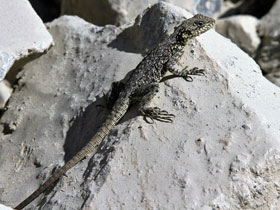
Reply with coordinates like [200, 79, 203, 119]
[181, 67, 205, 82]
[183, 75, 194, 82]
[188, 67, 205, 76]
[141, 107, 175, 123]
[181, 66, 205, 75]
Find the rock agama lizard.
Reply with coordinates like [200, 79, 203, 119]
[15, 14, 215, 209]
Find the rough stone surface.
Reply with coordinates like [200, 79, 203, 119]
[216, 15, 260, 57]
[0, 0, 53, 81]
[60, 0, 222, 26]
[257, 0, 280, 75]
[1, 2, 280, 210]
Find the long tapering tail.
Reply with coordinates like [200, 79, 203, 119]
[15, 98, 129, 210]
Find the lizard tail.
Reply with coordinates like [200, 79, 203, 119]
[15, 97, 129, 210]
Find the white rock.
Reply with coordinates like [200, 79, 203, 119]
[216, 15, 260, 57]
[0, 80, 12, 109]
[0, 204, 14, 210]
[0, 0, 53, 81]
[1, 2, 280, 210]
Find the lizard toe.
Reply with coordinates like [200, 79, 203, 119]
[141, 107, 175, 123]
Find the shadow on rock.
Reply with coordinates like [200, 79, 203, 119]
[63, 95, 108, 163]
[62, 92, 137, 209]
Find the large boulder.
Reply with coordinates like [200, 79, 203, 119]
[1, 2, 280, 210]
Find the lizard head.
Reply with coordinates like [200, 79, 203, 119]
[175, 14, 215, 45]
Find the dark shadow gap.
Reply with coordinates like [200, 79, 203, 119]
[220, 0, 277, 19]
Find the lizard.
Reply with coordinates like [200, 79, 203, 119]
[15, 14, 215, 209]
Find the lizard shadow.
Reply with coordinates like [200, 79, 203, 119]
[63, 95, 107, 162]
[60, 92, 139, 208]
[63, 93, 137, 163]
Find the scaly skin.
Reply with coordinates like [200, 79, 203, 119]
[15, 14, 215, 209]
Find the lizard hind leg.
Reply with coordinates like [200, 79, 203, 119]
[136, 84, 175, 123]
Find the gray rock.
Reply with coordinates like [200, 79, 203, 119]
[60, 0, 222, 26]
[116, 2, 192, 54]
[0, 0, 53, 81]
[257, 0, 280, 74]
[2, 2, 280, 210]
[216, 15, 260, 57]
[264, 71, 280, 87]
[195, 0, 222, 17]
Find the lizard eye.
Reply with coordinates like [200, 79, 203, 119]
[194, 21, 204, 27]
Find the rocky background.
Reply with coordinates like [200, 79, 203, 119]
[0, 0, 280, 210]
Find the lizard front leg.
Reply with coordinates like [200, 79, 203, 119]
[166, 61, 205, 82]
[133, 83, 175, 123]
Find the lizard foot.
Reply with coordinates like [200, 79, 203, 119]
[181, 67, 205, 82]
[140, 107, 175, 123]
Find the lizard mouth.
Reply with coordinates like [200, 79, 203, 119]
[194, 22, 215, 37]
